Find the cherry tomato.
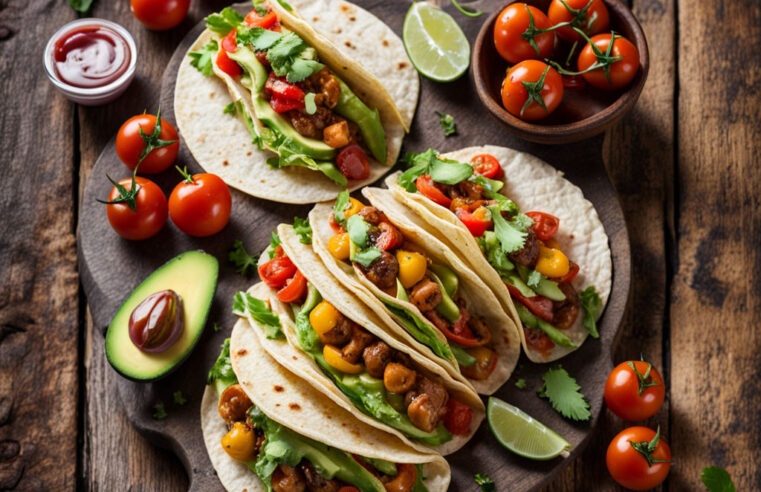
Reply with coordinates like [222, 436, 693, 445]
[607, 426, 671, 490]
[493, 3, 555, 64]
[216, 30, 243, 77]
[336, 145, 370, 180]
[415, 175, 451, 208]
[443, 398, 473, 436]
[258, 256, 297, 290]
[105, 177, 168, 240]
[130, 0, 190, 31]
[502, 60, 563, 121]
[578, 33, 640, 90]
[168, 171, 231, 237]
[547, 0, 610, 42]
[507, 284, 555, 322]
[523, 326, 555, 355]
[456, 208, 491, 237]
[470, 154, 503, 179]
[244, 10, 280, 31]
[605, 360, 665, 421]
[554, 261, 579, 283]
[116, 113, 179, 174]
[277, 270, 308, 303]
[525, 211, 560, 241]
[375, 222, 403, 251]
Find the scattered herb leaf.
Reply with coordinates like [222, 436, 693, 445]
[436, 111, 457, 136]
[69, 0, 94, 15]
[539, 365, 590, 421]
[515, 378, 527, 390]
[701, 466, 736, 492]
[152, 402, 167, 420]
[173, 391, 187, 406]
[213, 322, 222, 332]
[474, 473, 495, 492]
[228, 240, 259, 276]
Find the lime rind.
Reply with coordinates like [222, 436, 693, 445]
[487, 397, 571, 461]
[402, 2, 470, 82]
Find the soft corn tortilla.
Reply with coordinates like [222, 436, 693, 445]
[309, 189, 522, 395]
[201, 311, 450, 491]
[384, 145, 613, 362]
[174, 1, 419, 203]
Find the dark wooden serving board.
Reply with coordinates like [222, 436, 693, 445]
[77, 1, 630, 490]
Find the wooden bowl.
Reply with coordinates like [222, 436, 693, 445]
[472, 0, 649, 144]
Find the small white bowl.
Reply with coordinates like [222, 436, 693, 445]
[43, 18, 138, 106]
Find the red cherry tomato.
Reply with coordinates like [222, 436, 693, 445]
[547, 0, 610, 42]
[578, 34, 640, 90]
[277, 270, 308, 303]
[607, 426, 671, 490]
[105, 177, 168, 240]
[506, 284, 555, 322]
[244, 10, 280, 31]
[336, 145, 370, 180]
[168, 172, 232, 237]
[554, 261, 579, 283]
[443, 398, 473, 436]
[493, 3, 555, 64]
[116, 114, 179, 174]
[455, 208, 491, 237]
[216, 30, 243, 77]
[470, 154, 503, 179]
[415, 175, 451, 208]
[525, 211, 560, 241]
[258, 256, 297, 290]
[502, 60, 563, 121]
[604, 360, 665, 421]
[130, 0, 190, 31]
[375, 222, 404, 251]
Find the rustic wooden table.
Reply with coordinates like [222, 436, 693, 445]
[1, 0, 758, 490]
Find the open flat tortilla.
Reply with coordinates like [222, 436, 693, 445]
[174, 1, 419, 203]
[202, 310, 450, 492]
[309, 189, 522, 395]
[385, 145, 612, 362]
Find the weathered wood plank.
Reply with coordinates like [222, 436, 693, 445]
[0, 2, 79, 490]
[672, 0, 761, 489]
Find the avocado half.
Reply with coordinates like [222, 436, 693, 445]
[105, 250, 219, 381]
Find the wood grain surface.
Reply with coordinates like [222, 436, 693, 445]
[0, 0, 758, 490]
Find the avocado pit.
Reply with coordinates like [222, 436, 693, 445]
[128, 289, 184, 353]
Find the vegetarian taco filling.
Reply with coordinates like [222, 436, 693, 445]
[208, 340, 428, 492]
[189, 4, 387, 186]
[326, 193, 499, 381]
[257, 244, 474, 444]
[397, 150, 602, 358]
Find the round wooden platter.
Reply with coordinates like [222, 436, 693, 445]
[77, 1, 631, 490]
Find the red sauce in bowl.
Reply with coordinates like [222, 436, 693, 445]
[53, 25, 131, 88]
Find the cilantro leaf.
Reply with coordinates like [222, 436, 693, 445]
[205, 7, 244, 35]
[539, 365, 590, 421]
[287, 58, 324, 83]
[222, 101, 237, 115]
[515, 378, 527, 390]
[477, 231, 515, 278]
[213, 322, 222, 332]
[232, 291, 283, 338]
[207, 339, 237, 386]
[293, 217, 312, 244]
[152, 402, 167, 420]
[228, 240, 259, 277]
[436, 111, 457, 136]
[267, 32, 307, 76]
[188, 40, 219, 77]
[397, 149, 438, 192]
[173, 391, 187, 406]
[429, 158, 474, 184]
[702, 466, 736, 492]
[579, 287, 602, 338]
[527, 270, 546, 289]
[333, 189, 351, 226]
[474, 474, 495, 492]
[69, 0, 94, 14]
[268, 232, 282, 258]
[351, 247, 382, 268]
[489, 206, 529, 254]
[346, 215, 370, 248]
[237, 26, 282, 51]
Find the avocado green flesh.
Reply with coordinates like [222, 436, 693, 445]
[333, 77, 386, 163]
[515, 264, 566, 301]
[430, 272, 460, 323]
[106, 251, 218, 381]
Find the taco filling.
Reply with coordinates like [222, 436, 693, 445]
[257, 245, 473, 445]
[326, 194, 499, 382]
[208, 340, 429, 492]
[396, 149, 603, 358]
[189, 4, 387, 186]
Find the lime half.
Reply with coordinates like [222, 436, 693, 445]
[402, 2, 470, 82]
[487, 397, 571, 460]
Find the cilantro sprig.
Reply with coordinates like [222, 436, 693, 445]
[436, 111, 457, 136]
[333, 189, 352, 226]
[539, 365, 590, 421]
[293, 217, 312, 244]
[228, 240, 259, 276]
[474, 474, 494, 492]
[188, 40, 219, 77]
[232, 291, 282, 339]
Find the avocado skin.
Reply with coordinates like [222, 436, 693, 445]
[105, 251, 219, 382]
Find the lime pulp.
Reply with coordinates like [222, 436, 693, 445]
[487, 397, 571, 460]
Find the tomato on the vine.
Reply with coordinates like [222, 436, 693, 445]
[103, 176, 168, 240]
[547, 0, 610, 42]
[130, 0, 190, 31]
[168, 168, 231, 237]
[116, 111, 179, 174]
[501, 60, 563, 121]
[493, 3, 555, 64]
[577, 33, 640, 90]
[604, 360, 665, 421]
[607, 426, 671, 490]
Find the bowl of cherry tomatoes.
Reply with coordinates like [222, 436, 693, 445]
[472, 0, 648, 144]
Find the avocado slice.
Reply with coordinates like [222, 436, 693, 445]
[106, 251, 219, 381]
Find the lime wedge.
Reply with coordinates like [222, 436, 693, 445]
[487, 397, 571, 460]
[402, 2, 470, 82]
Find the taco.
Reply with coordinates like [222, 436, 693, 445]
[244, 225, 485, 455]
[202, 303, 451, 492]
[383, 145, 612, 362]
[309, 188, 521, 395]
[175, 0, 418, 203]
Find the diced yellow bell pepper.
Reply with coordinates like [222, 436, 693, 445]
[323, 344, 363, 374]
[396, 250, 427, 289]
[221, 422, 258, 462]
[535, 246, 570, 278]
[309, 301, 341, 337]
[345, 198, 364, 219]
[328, 233, 351, 260]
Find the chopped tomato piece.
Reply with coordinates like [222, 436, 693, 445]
[216, 30, 242, 77]
[443, 398, 473, 436]
[221, 28, 238, 52]
[375, 222, 403, 251]
[525, 211, 560, 241]
[277, 270, 307, 303]
[264, 73, 305, 113]
[336, 145, 370, 180]
[523, 326, 555, 355]
[272, 245, 285, 258]
[470, 154, 503, 179]
[554, 261, 579, 284]
[258, 256, 297, 290]
[415, 175, 451, 207]
[437, 321, 481, 348]
[506, 284, 555, 322]
[455, 207, 491, 237]
[244, 10, 280, 30]
[269, 95, 304, 113]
